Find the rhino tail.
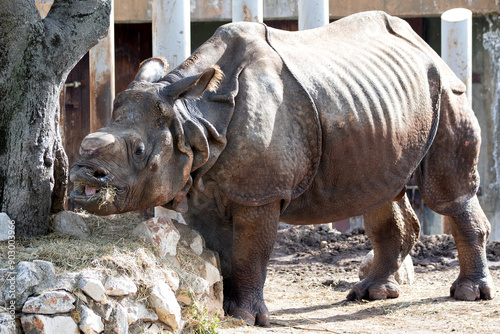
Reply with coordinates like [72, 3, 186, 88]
[420, 64, 442, 159]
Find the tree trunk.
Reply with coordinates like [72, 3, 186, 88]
[0, 0, 111, 237]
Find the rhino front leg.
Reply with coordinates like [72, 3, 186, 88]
[224, 201, 281, 326]
[347, 194, 420, 300]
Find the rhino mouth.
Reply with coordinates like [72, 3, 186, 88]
[72, 183, 118, 207]
[70, 166, 121, 213]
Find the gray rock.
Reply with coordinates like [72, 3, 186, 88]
[31, 261, 79, 296]
[358, 250, 415, 285]
[173, 221, 205, 255]
[35, 272, 79, 294]
[123, 298, 158, 325]
[32, 260, 56, 280]
[21, 314, 79, 334]
[88, 299, 114, 322]
[163, 269, 180, 292]
[0, 213, 14, 242]
[149, 282, 181, 330]
[190, 232, 204, 255]
[6, 260, 76, 307]
[201, 249, 221, 274]
[154, 207, 186, 224]
[181, 272, 210, 296]
[79, 304, 104, 334]
[396, 254, 415, 285]
[132, 217, 180, 257]
[11, 262, 42, 310]
[109, 303, 129, 334]
[211, 281, 224, 312]
[74, 290, 88, 304]
[22, 290, 75, 314]
[200, 262, 222, 287]
[79, 277, 107, 303]
[129, 321, 171, 334]
[53, 211, 91, 239]
[164, 255, 181, 269]
[317, 223, 333, 231]
[104, 275, 137, 296]
[278, 222, 289, 229]
[3, 262, 62, 310]
[0, 269, 14, 307]
[176, 290, 193, 306]
[0, 312, 18, 334]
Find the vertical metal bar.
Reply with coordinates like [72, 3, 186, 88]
[441, 8, 473, 106]
[152, 0, 191, 69]
[298, 0, 329, 31]
[232, 0, 263, 23]
[89, 0, 115, 132]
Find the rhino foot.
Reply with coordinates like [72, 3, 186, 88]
[346, 277, 400, 301]
[228, 308, 270, 326]
[225, 300, 270, 326]
[450, 276, 495, 301]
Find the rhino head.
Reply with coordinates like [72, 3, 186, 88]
[70, 58, 223, 215]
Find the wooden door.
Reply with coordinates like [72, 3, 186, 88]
[60, 54, 91, 210]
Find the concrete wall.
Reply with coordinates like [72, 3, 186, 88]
[473, 15, 500, 241]
[109, 0, 499, 23]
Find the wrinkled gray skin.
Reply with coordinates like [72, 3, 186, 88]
[70, 11, 495, 326]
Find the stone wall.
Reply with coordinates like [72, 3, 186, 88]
[0, 213, 223, 333]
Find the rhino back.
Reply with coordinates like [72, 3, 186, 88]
[269, 12, 443, 222]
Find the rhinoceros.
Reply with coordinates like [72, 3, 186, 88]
[70, 11, 495, 326]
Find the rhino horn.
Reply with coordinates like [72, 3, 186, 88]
[79, 132, 117, 157]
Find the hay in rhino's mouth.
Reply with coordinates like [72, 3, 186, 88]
[72, 183, 118, 209]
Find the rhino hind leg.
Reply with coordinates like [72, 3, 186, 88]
[347, 194, 420, 301]
[419, 176, 494, 300]
[417, 87, 495, 300]
[444, 197, 495, 300]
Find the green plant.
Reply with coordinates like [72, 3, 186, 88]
[184, 296, 220, 334]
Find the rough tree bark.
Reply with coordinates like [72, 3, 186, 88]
[0, 0, 111, 237]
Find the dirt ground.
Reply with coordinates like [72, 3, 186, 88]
[219, 225, 500, 334]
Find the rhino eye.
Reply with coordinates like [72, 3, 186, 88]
[135, 143, 145, 156]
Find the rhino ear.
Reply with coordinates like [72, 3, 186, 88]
[164, 66, 224, 100]
[133, 57, 169, 83]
